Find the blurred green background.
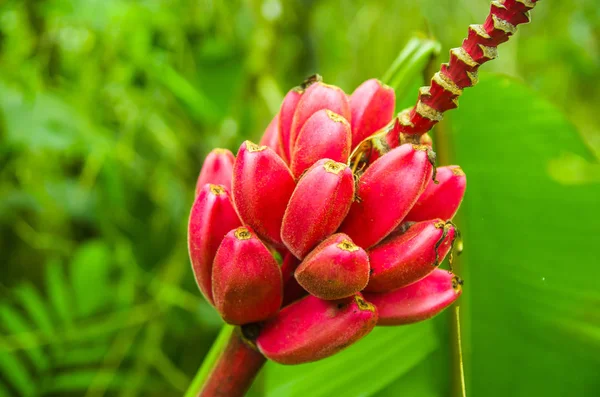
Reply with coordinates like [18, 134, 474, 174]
[1, 0, 599, 396]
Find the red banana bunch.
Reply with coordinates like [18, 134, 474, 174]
[188, 77, 466, 365]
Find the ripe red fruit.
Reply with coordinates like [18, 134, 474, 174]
[188, 184, 241, 304]
[405, 165, 467, 222]
[349, 79, 396, 150]
[281, 159, 355, 259]
[195, 149, 235, 195]
[259, 114, 283, 157]
[289, 82, 351, 155]
[212, 227, 283, 325]
[290, 109, 351, 178]
[364, 269, 462, 325]
[256, 294, 377, 364]
[365, 220, 456, 292]
[232, 141, 296, 247]
[295, 233, 370, 300]
[340, 144, 433, 249]
[278, 89, 303, 162]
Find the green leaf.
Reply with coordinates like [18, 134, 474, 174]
[447, 73, 600, 397]
[45, 370, 130, 393]
[0, 304, 48, 371]
[263, 321, 439, 397]
[375, 349, 445, 397]
[57, 343, 111, 367]
[0, 352, 36, 397]
[382, 36, 441, 100]
[145, 58, 222, 124]
[0, 82, 100, 153]
[45, 258, 74, 327]
[0, 380, 12, 397]
[13, 282, 64, 357]
[69, 240, 113, 317]
[13, 283, 54, 335]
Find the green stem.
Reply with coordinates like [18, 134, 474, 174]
[184, 324, 235, 397]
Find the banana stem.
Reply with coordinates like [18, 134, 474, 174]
[184, 325, 233, 397]
[195, 328, 266, 397]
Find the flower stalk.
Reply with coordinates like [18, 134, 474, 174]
[195, 328, 266, 397]
[184, 325, 233, 397]
[395, 0, 540, 139]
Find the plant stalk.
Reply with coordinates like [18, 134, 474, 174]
[195, 328, 266, 397]
[395, 0, 540, 137]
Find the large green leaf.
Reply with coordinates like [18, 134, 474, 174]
[448, 73, 600, 396]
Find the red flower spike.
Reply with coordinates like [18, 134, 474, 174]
[278, 89, 303, 163]
[349, 79, 396, 150]
[365, 220, 456, 293]
[295, 233, 370, 300]
[232, 141, 296, 247]
[339, 144, 433, 249]
[290, 109, 351, 178]
[256, 294, 378, 364]
[289, 82, 351, 155]
[395, 0, 539, 137]
[405, 165, 467, 222]
[212, 226, 283, 325]
[188, 184, 241, 304]
[364, 269, 462, 325]
[259, 114, 282, 156]
[281, 159, 355, 259]
[195, 149, 235, 195]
